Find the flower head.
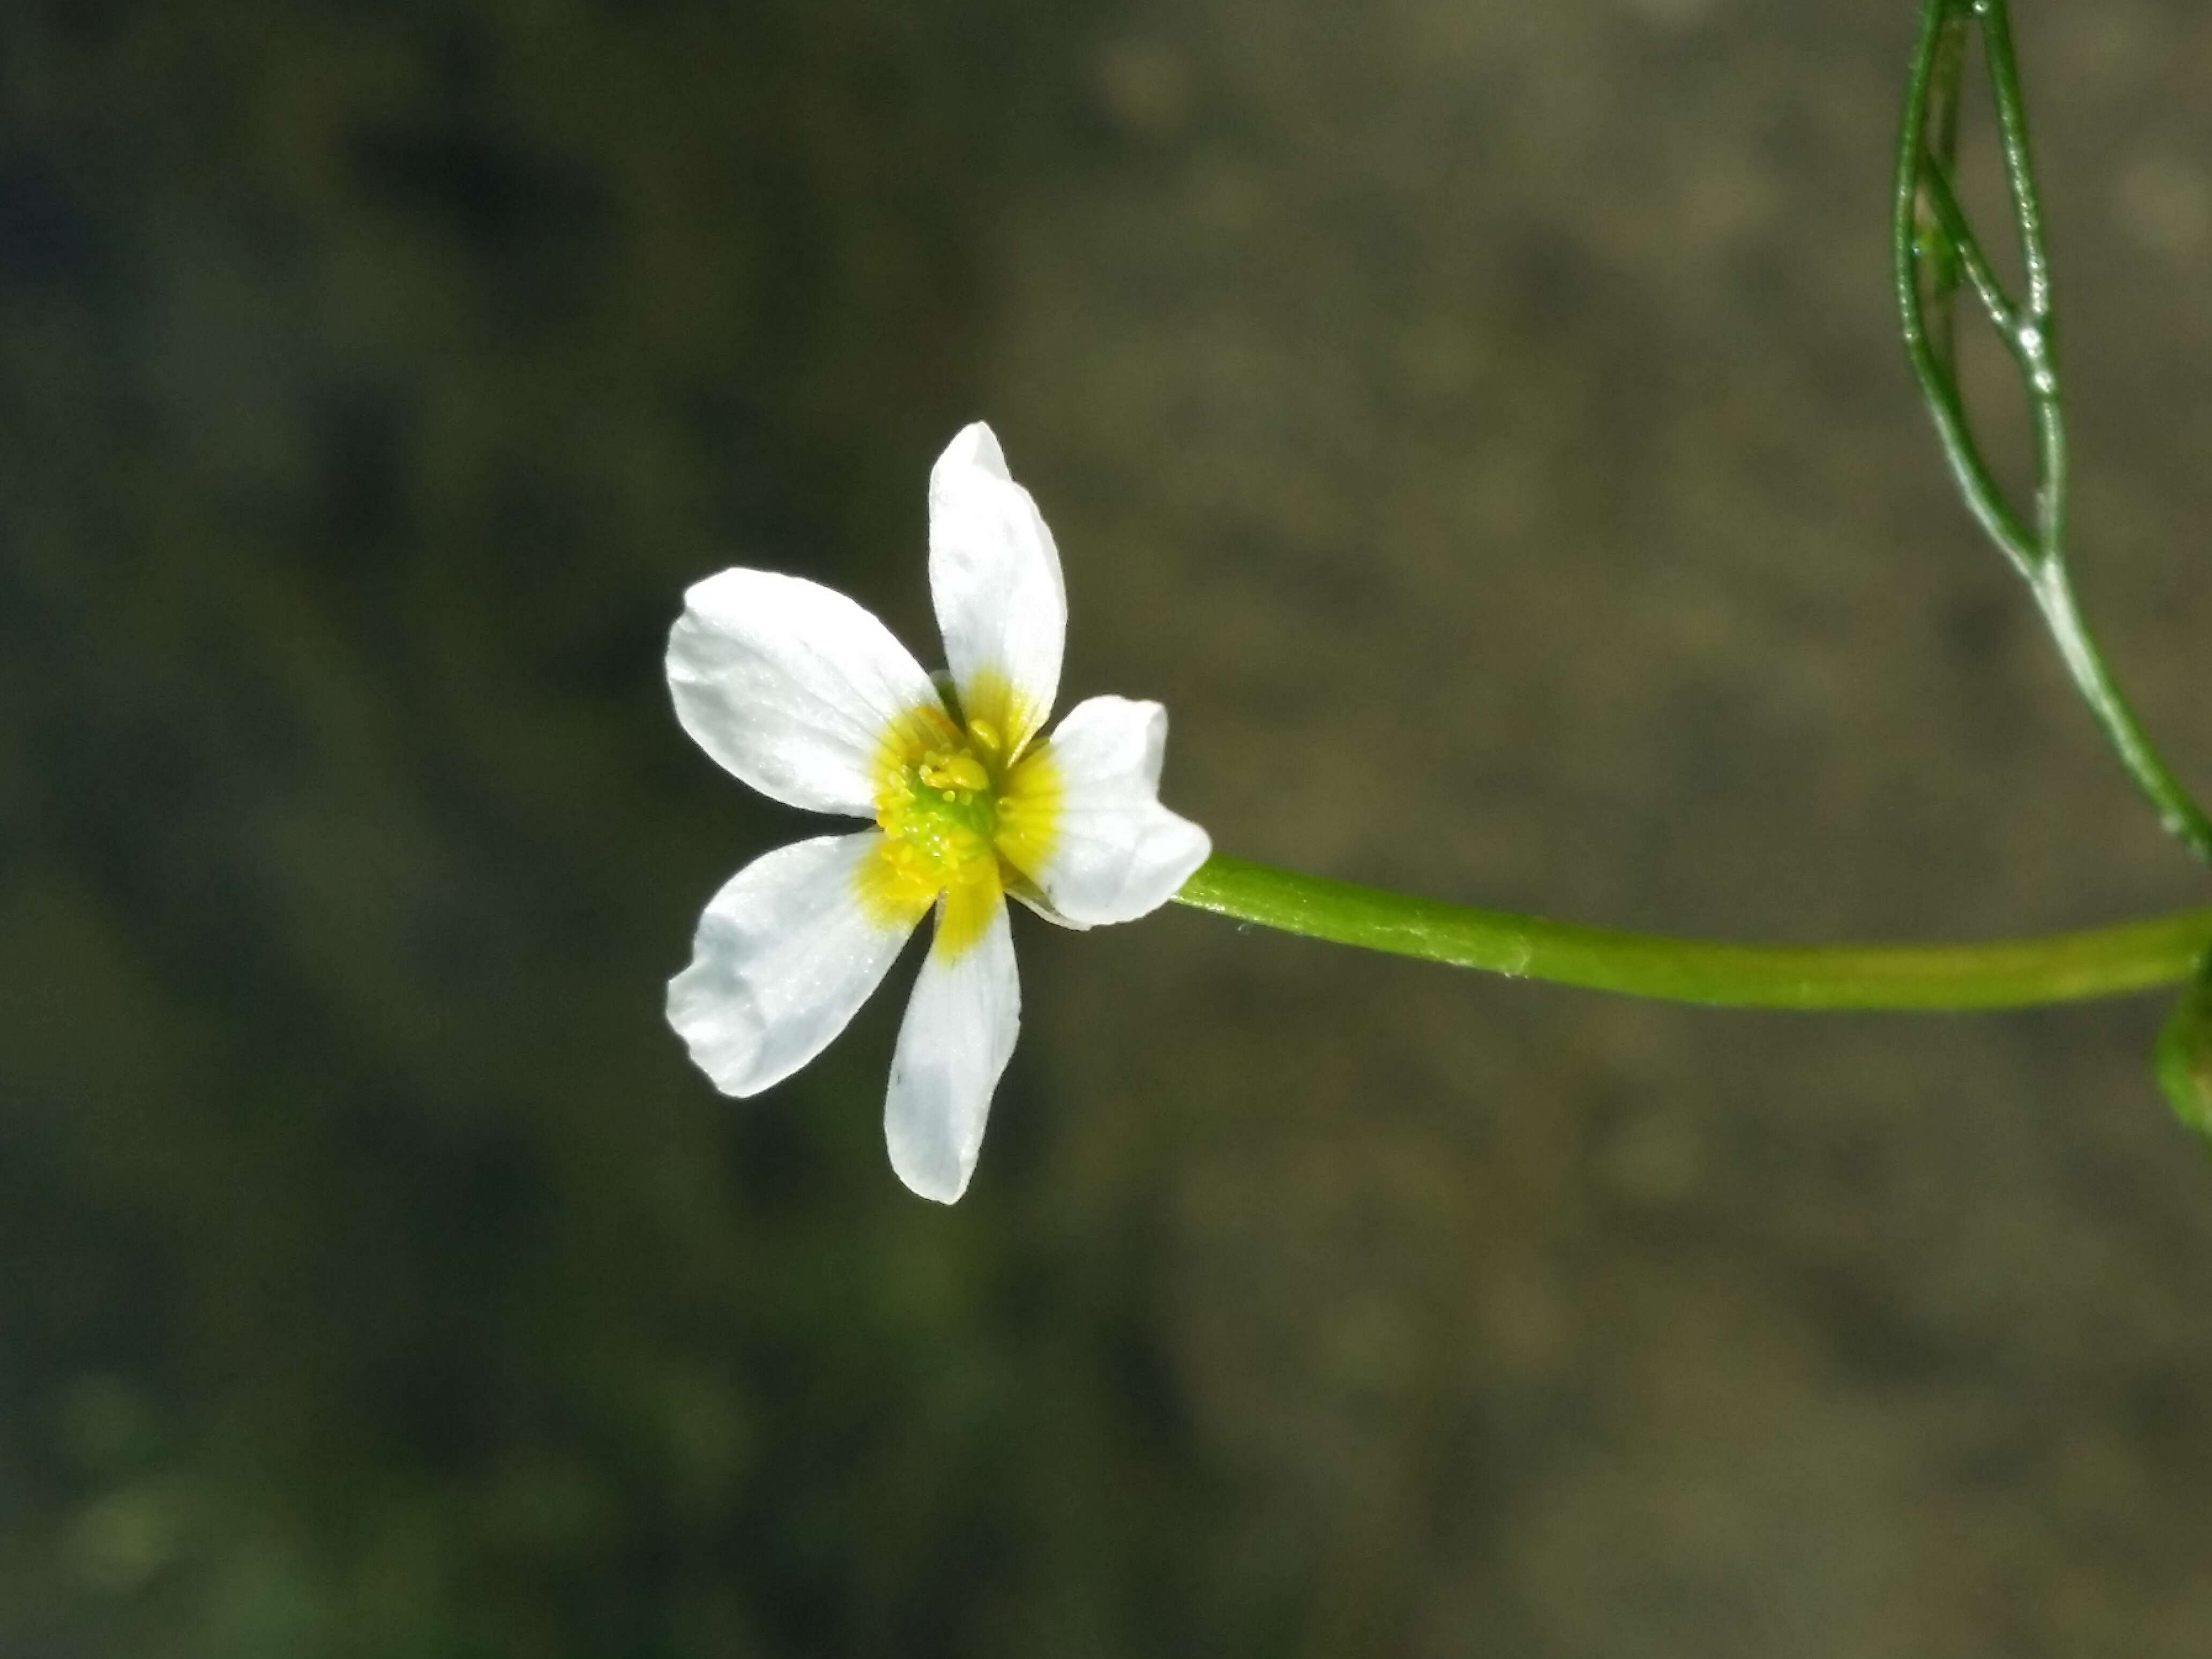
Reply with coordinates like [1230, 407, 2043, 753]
[666, 423, 1211, 1202]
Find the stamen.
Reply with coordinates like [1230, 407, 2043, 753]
[869, 704, 1008, 904]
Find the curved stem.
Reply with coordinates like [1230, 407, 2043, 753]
[1977, 0, 2069, 561]
[2031, 564, 2212, 864]
[1176, 856, 2212, 1011]
[1896, 0, 2212, 866]
[1894, 1, 2038, 576]
[1917, 164, 2018, 339]
[1977, 0, 2053, 323]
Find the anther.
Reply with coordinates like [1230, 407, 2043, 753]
[941, 753, 990, 794]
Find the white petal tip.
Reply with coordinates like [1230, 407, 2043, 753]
[938, 421, 1009, 481]
[667, 968, 772, 1098]
[1071, 809, 1210, 924]
[888, 1146, 973, 1205]
[886, 1063, 990, 1201]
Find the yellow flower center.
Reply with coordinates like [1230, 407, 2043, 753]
[856, 684, 1062, 956]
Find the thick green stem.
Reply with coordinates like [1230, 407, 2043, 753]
[1176, 856, 2212, 1011]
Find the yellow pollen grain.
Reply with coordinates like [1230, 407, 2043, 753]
[920, 752, 990, 795]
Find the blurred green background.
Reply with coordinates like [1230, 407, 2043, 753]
[5, 1, 2212, 1654]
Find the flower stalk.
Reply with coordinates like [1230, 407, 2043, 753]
[1177, 857, 2212, 1011]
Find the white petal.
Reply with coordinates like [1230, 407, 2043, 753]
[669, 569, 939, 816]
[1021, 696, 1212, 926]
[1004, 869, 1093, 932]
[927, 423, 1066, 757]
[884, 894, 1020, 1204]
[667, 832, 927, 1097]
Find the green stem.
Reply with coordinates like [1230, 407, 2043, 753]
[1176, 856, 2212, 1010]
[2031, 563, 2212, 863]
[1916, 163, 2018, 339]
[1893, 26, 2036, 572]
[1896, 0, 2212, 866]
[1976, 0, 2069, 558]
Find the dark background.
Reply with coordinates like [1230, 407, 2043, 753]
[5, 2, 2212, 1654]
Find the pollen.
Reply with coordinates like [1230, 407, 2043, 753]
[857, 689, 1064, 950]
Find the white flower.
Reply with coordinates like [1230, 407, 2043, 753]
[664, 423, 1212, 1202]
